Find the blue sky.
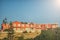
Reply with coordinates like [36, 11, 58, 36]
[0, 0, 60, 28]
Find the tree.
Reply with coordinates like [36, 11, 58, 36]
[18, 36, 24, 40]
[8, 21, 14, 40]
[52, 27, 60, 40]
[21, 22, 28, 24]
[34, 29, 55, 40]
[3, 38, 8, 40]
[2, 18, 7, 24]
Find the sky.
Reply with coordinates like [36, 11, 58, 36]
[0, 0, 60, 28]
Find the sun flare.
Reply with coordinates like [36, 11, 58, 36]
[55, 0, 60, 7]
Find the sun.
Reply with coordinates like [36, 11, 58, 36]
[55, 0, 60, 8]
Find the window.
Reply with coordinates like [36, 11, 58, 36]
[26, 24, 29, 27]
[13, 23, 16, 27]
[22, 24, 25, 27]
[18, 24, 20, 27]
[30, 24, 33, 28]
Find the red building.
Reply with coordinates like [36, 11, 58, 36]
[2, 23, 9, 30]
[1, 21, 58, 31]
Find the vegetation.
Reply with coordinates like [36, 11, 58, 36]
[23, 31, 27, 33]
[34, 27, 60, 40]
[21, 22, 28, 24]
[2, 18, 8, 24]
[25, 38, 33, 40]
[3, 38, 8, 40]
[8, 21, 14, 40]
[18, 36, 24, 40]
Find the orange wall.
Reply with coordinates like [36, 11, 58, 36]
[2, 21, 58, 30]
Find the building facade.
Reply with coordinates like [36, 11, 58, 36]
[2, 21, 58, 33]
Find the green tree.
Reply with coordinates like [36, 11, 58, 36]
[53, 27, 60, 40]
[2, 18, 7, 24]
[25, 38, 33, 40]
[18, 36, 24, 40]
[8, 21, 14, 40]
[34, 29, 55, 40]
[3, 38, 8, 40]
